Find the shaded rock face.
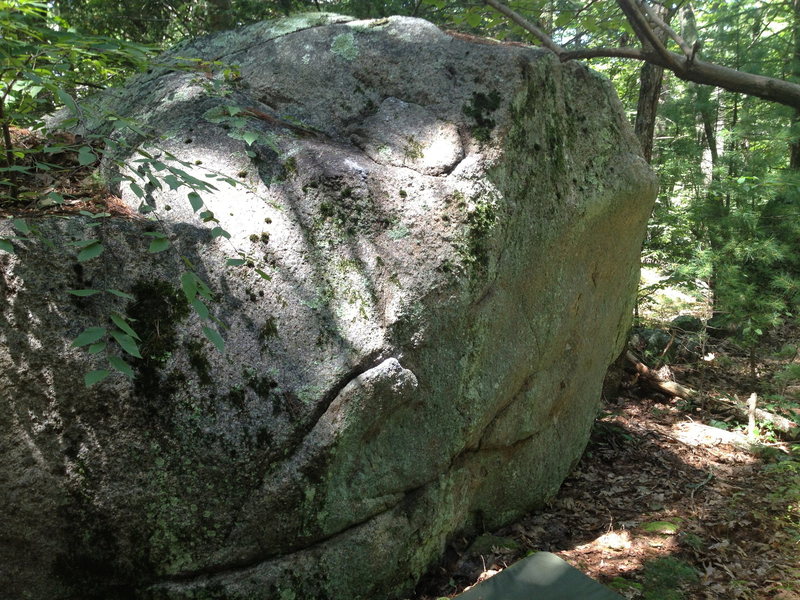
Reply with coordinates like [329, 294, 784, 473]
[0, 14, 656, 600]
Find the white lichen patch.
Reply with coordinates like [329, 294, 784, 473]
[330, 32, 359, 60]
[161, 77, 207, 106]
[265, 13, 352, 39]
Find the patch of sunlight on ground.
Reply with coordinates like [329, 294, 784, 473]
[639, 267, 711, 322]
[670, 421, 755, 452]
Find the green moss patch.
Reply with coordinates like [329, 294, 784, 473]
[640, 520, 680, 535]
[126, 279, 190, 399]
[463, 90, 501, 141]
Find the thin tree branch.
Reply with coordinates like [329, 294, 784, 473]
[0, 99, 15, 168]
[483, 0, 564, 57]
[562, 47, 650, 60]
[564, 46, 800, 108]
[616, 0, 684, 71]
[572, 0, 604, 20]
[638, 0, 693, 59]
[484, 0, 800, 110]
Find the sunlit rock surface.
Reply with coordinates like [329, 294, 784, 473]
[1, 14, 656, 599]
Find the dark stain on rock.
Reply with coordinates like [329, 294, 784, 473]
[126, 279, 191, 400]
[186, 338, 212, 386]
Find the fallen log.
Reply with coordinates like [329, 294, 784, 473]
[706, 394, 799, 438]
[625, 351, 696, 399]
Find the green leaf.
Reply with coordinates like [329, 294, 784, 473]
[465, 11, 482, 27]
[641, 521, 680, 534]
[77, 241, 104, 262]
[73, 327, 107, 347]
[180, 272, 197, 301]
[110, 313, 140, 340]
[68, 289, 102, 297]
[44, 191, 65, 205]
[106, 289, 135, 300]
[226, 258, 247, 266]
[255, 268, 271, 281]
[163, 174, 181, 190]
[191, 298, 209, 320]
[84, 369, 110, 387]
[242, 131, 258, 146]
[78, 146, 97, 166]
[148, 237, 170, 253]
[210, 226, 230, 239]
[146, 172, 162, 190]
[110, 330, 143, 358]
[109, 355, 134, 378]
[188, 191, 203, 212]
[195, 280, 214, 302]
[0, 239, 15, 254]
[202, 326, 225, 352]
[129, 182, 145, 198]
[87, 342, 107, 355]
[12, 218, 31, 235]
[56, 88, 78, 113]
[555, 12, 573, 28]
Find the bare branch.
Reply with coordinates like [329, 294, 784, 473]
[638, 0, 693, 59]
[482, 0, 564, 57]
[483, 0, 800, 110]
[616, 0, 684, 71]
[567, 46, 800, 109]
[562, 47, 650, 60]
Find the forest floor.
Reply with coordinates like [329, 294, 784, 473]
[413, 327, 800, 600]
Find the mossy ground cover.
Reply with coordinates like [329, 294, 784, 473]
[413, 323, 800, 600]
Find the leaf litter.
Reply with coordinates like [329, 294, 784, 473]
[413, 331, 800, 600]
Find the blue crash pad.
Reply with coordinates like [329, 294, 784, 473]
[454, 551, 622, 600]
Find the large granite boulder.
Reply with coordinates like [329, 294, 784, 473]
[0, 14, 656, 600]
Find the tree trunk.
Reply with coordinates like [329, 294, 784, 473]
[206, 0, 234, 32]
[633, 2, 672, 163]
[791, 0, 800, 168]
[634, 63, 663, 163]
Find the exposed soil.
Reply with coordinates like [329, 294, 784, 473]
[413, 332, 800, 600]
